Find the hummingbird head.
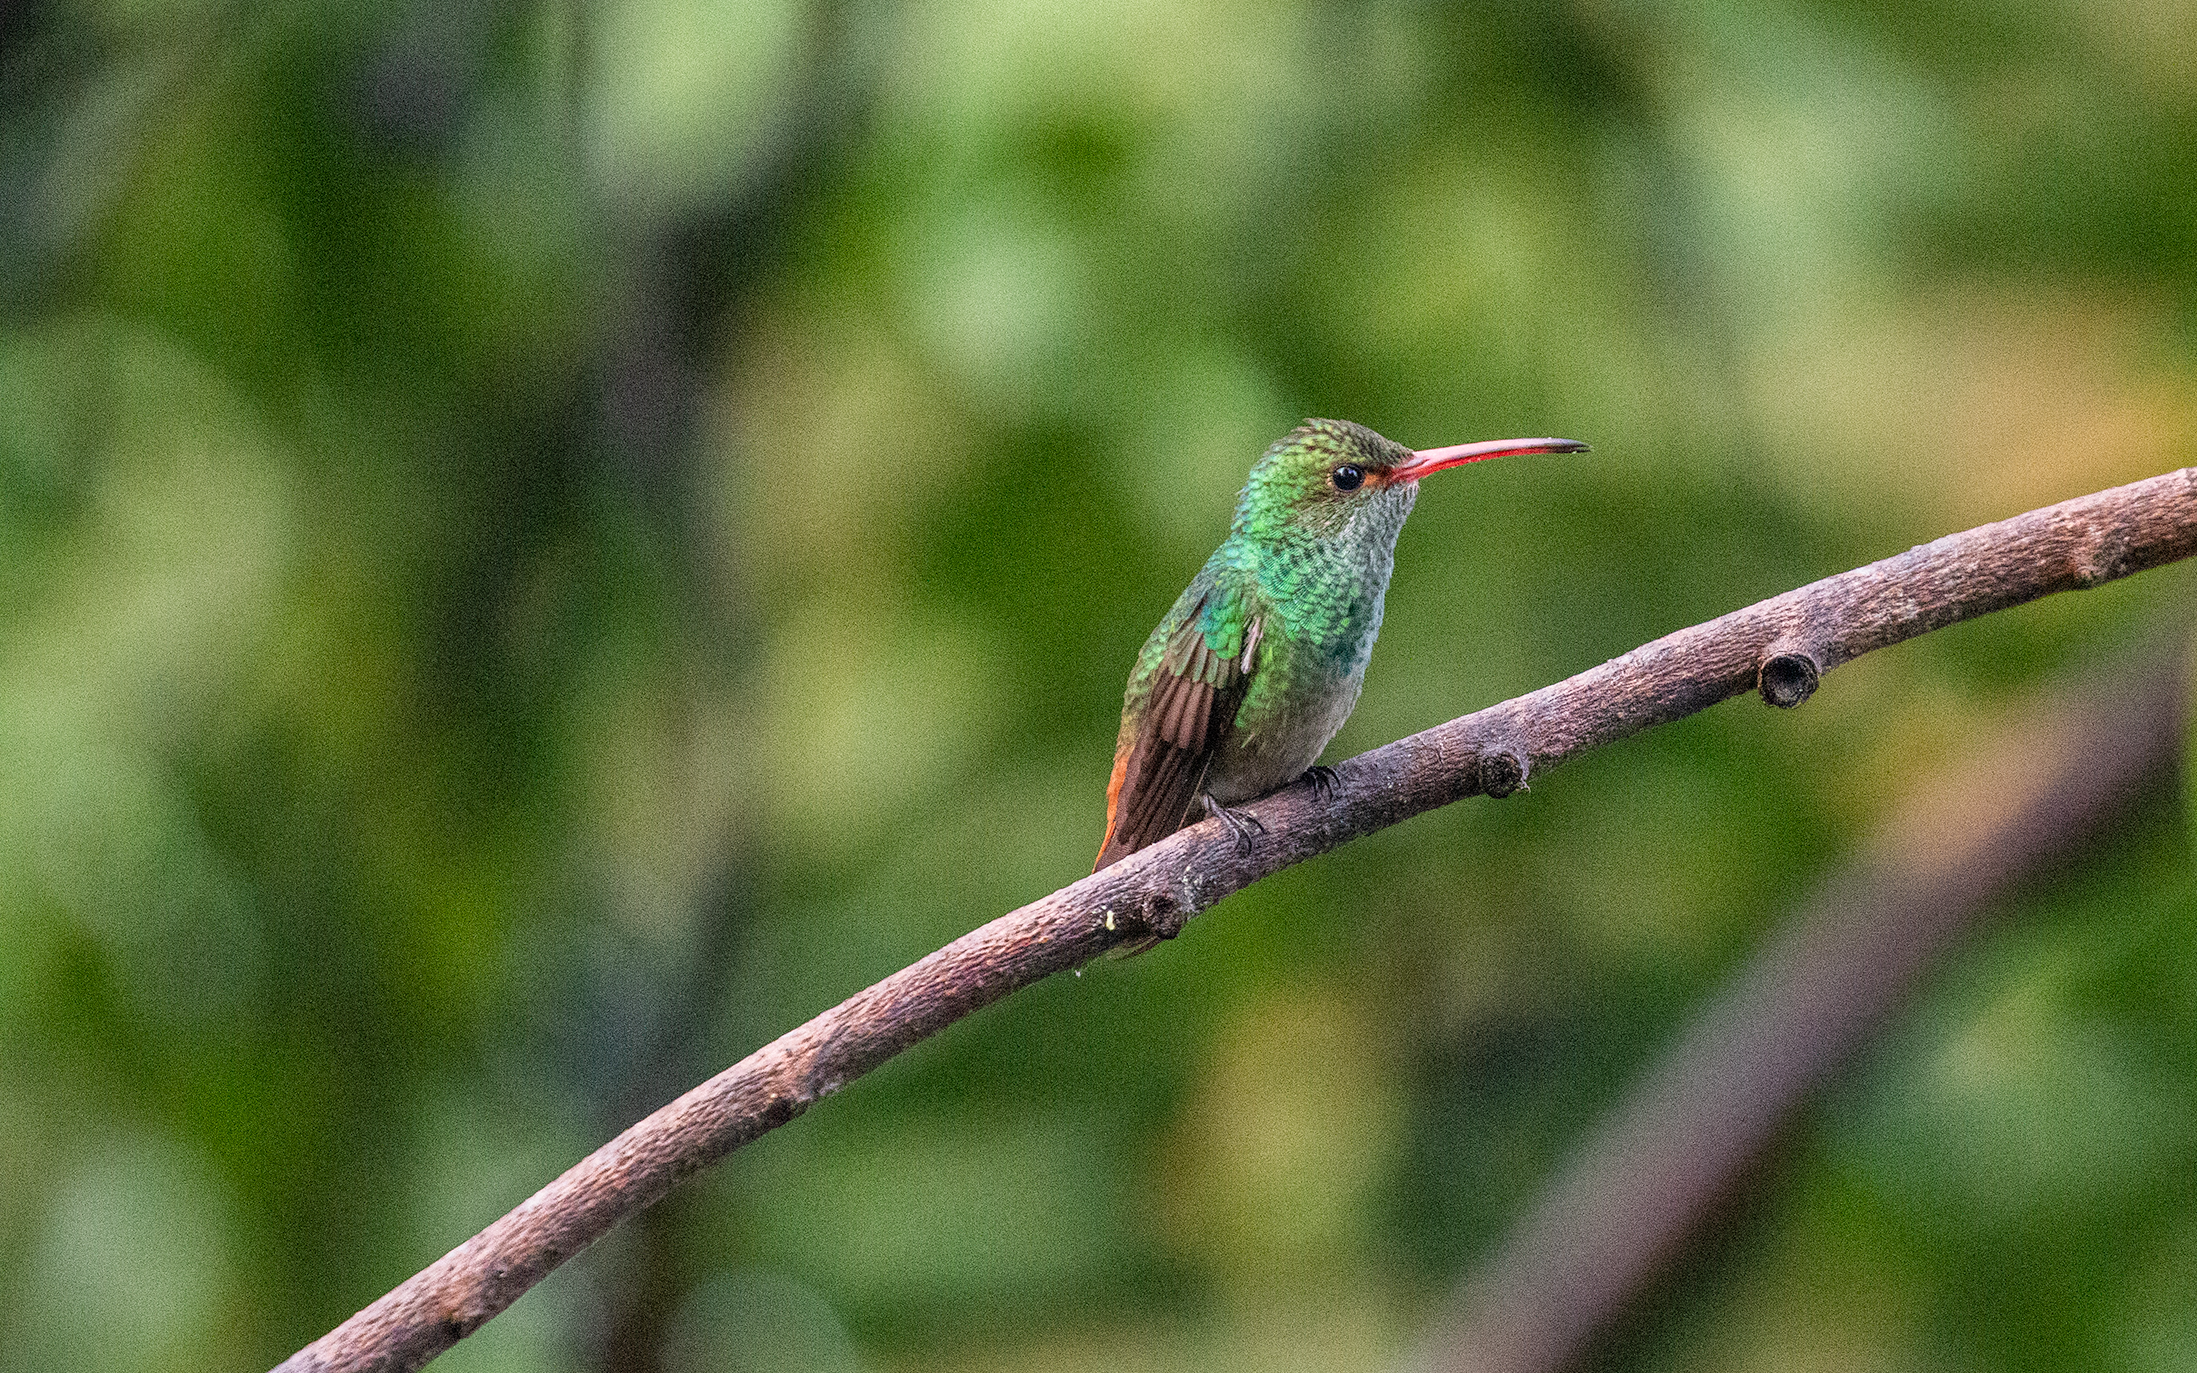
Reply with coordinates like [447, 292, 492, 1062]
[1234, 418, 1588, 544]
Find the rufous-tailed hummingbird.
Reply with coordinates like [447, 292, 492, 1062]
[1095, 418, 1588, 874]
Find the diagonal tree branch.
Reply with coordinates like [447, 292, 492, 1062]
[276, 467, 2197, 1373]
[1405, 632, 2190, 1373]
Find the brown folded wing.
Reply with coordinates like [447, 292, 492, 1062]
[1094, 612, 1260, 871]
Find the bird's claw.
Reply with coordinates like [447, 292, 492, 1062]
[1202, 795, 1264, 855]
[1300, 765, 1339, 800]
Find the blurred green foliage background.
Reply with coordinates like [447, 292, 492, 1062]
[4, 1, 2197, 1369]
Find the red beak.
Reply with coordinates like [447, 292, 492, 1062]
[1389, 436, 1589, 482]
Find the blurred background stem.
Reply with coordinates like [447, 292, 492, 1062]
[1413, 630, 2192, 1373]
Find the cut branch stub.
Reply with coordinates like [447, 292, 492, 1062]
[1757, 640, 1824, 709]
[1480, 748, 1530, 798]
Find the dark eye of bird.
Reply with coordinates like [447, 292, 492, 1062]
[1330, 464, 1365, 491]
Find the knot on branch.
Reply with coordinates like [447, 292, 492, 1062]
[1479, 748, 1529, 798]
[1138, 889, 1189, 942]
[1757, 639, 1823, 709]
[2074, 529, 2133, 589]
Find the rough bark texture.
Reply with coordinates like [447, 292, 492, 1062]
[276, 467, 2197, 1373]
[1407, 639, 2189, 1373]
